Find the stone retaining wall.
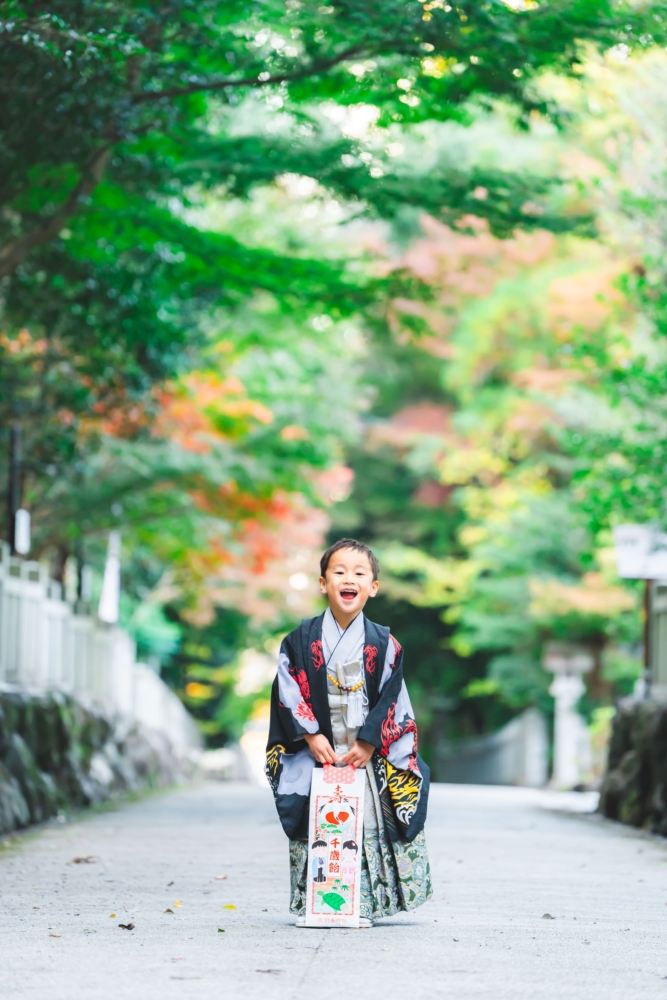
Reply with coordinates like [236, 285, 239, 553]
[0, 686, 192, 836]
[599, 697, 667, 835]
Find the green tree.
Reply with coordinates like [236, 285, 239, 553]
[3, 0, 665, 745]
[2, 0, 663, 277]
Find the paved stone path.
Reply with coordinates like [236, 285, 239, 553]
[2, 781, 667, 999]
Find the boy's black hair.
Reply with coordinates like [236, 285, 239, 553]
[320, 538, 380, 582]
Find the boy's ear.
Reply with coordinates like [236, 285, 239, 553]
[370, 579, 379, 597]
[319, 575, 328, 594]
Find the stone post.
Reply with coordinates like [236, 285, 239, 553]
[544, 643, 594, 789]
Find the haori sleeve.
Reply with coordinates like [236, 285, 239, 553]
[358, 636, 430, 842]
[272, 637, 320, 742]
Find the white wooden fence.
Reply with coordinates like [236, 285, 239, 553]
[0, 545, 200, 751]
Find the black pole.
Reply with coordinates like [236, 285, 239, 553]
[644, 579, 652, 699]
[76, 541, 84, 600]
[6, 420, 21, 554]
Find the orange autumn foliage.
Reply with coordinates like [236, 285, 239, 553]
[378, 215, 633, 500]
[153, 373, 274, 454]
[179, 491, 330, 627]
[0, 328, 48, 355]
[529, 573, 636, 619]
[387, 215, 556, 356]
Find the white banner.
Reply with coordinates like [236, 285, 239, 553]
[98, 530, 121, 624]
[613, 524, 667, 580]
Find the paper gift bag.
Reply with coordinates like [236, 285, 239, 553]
[305, 763, 365, 928]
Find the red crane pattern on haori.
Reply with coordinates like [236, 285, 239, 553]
[380, 702, 419, 771]
[289, 661, 316, 723]
[289, 663, 311, 703]
[363, 644, 378, 675]
[294, 699, 317, 723]
[310, 639, 324, 671]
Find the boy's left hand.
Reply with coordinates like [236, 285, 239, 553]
[341, 739, 375, 769]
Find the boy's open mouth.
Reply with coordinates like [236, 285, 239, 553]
[340, 588, 358, 602]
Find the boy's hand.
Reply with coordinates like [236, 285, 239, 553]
[342, 739, 375, 769]
[304, 733, 337, 764]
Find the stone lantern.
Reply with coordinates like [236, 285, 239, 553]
[543, 642, 594, 789]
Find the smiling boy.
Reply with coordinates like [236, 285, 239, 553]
[266, 538, 432, 927]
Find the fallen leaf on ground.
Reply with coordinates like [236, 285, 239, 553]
[118, 923, 135, 930]
[453, 938, 459, 942]
[173, 901, 182, 908]
[70, 856, 96, 864]
[164, 908, 174, 914]
[217, 928, 225, 933]
[49, 933, 61, 938]
[542, 913, 555, 920]
[214, 875, 227, 881]
[256, 970, 282, 975]
[110, 913, 116, 918]
[223, 904, 236, 910]
[167, 881, 174, 886]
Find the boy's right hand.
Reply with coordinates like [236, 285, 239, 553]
[304, 733, 338, 764]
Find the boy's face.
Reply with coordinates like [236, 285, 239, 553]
[319, 547, 379, 622]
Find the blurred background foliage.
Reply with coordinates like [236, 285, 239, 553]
[3, 1, 667, 756]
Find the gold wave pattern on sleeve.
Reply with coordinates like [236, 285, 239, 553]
[265, 744, 285, 792]
[386, 760, 422, 828]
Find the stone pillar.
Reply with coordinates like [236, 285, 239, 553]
[544, 643, 594, 789]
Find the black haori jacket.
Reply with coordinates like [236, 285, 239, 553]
[265, 612, 430, 843]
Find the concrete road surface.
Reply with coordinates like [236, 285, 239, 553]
[2, 781, 667, 999]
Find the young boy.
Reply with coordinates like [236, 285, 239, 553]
[266, 538, 432, 927]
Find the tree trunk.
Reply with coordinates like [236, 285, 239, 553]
[0, 147, 112, 280]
